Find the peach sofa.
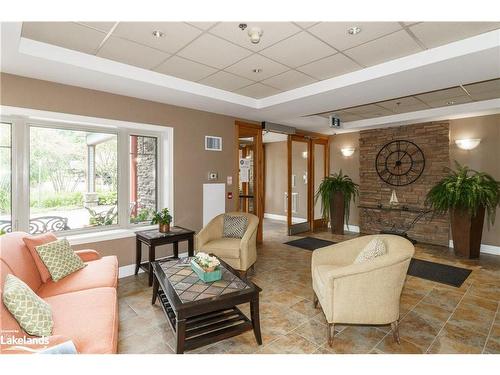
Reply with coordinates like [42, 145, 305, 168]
[0, 232, 119, 354]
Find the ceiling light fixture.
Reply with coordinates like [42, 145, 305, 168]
[446, 100, 456, 105]
[152, 30, 165, 38]
[455, 138, 481, 150]
[248, 27, 263, 44]
[347, 26, 361, 35]
[252, 68, 262, 73]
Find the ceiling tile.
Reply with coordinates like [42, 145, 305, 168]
[77, 22, 116, 33]
[177, 33, 253, 69]
[209, 22, 301, 51]
[344, 30, 423, 67]
[464, 79, 500, 95]
[112, 22, 202, 54]
[261, 70, 316, 91]
[346, 104, 393, 118]
[22, 22, 106, 54]
[296, 53, 362, 80]
[308, 22, 402, 51]
[224, 54, 288, 80]
[260, 31, 336, 68]
[424, 96, 473, 108]
[331, 111, 365, 122]
[97, 36, 170, 70]
[294, 22, 319, 29]
[415, 87, 466, 102]
[377, 96, 430, 112]
[410, 22, 500, 49]
[186, 22, 218, 30]
[465, 80, 500, 100]
[198, 71, 254, 91]
[155, 56, 217, 81]
[235, 83, 281, 98]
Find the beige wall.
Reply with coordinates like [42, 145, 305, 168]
[450, 114, 500, 247]
[329, 132, 360, 227]
[264, 141, 287, 217]
[329, 115, 500, 247]
[0, 73, 254, 266]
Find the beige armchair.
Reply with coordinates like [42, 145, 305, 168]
[311, 234, 414, 346]
[195, 212, 259, 273]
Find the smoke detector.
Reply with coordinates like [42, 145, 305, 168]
[248, 27, 263, 44]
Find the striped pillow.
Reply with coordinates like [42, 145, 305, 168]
[223, 215, 248, 239]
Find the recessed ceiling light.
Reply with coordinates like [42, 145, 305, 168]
[446, 100, 456, 105]
[347, 26, 361, 35]
[252, 68, 262, 73]
[152, 30, 165, 38]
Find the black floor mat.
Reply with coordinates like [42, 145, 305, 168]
[407, 258, 472, 287]
[284, 236, 336, 251]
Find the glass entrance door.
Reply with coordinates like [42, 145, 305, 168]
[288, 136, 310, 235]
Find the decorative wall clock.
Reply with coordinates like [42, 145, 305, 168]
[375, 140, 425, 186]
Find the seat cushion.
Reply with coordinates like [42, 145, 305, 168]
[201, 238, 241, 259]
[44, 287, 118, 354]
[37, 256, 118, 298]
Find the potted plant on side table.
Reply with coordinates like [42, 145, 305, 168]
[151, 208, 173, 233]
[315, 170, 359, 235]
[425, 161, 500, 258]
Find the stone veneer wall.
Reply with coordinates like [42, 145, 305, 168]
[359, 122, 450, 246]
[136, 136, 157, 212]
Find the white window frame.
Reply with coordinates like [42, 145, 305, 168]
[1, 105, 174, 242]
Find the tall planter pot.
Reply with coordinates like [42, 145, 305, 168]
[450, 206, 485, 259]
[329, 191, 345, 235]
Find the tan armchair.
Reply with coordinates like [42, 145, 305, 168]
[311, 234, 414, 346]
[195, 212, 259, 273]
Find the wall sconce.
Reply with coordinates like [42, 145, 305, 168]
[341, 147, 356, 157]
[455, 138, 481, 150]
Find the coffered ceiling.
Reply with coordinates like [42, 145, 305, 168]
[315, 78, 500, 121]
[21, 21, 500, 98]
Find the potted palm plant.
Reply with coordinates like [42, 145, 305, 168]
[151, 208, 173, 233]
[315, 170, 359, 235]
[425, 161, 500, 258]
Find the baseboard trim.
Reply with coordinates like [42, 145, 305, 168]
[449, 240, 500, 256]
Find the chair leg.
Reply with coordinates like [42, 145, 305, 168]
[391, 320, 400, 344]
[327, 323, 335, 347]
[313, 292, 319, 309]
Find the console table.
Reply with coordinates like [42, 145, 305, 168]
[135, 227, 195, 286]
[358, 204, 434, 243]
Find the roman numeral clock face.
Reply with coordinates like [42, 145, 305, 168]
[375, 140, 425, 186]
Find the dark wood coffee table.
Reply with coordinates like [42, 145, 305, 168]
[151, 257, 262, 354]
[135, 227, 195, 286]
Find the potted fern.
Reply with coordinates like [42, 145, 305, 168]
[151, 208, 173, 233]
[315, 170, 359, 235]
[425, 161, 500, 258]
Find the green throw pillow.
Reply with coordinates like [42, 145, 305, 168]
[2, 274, 53, 337]
[35, 238, 86, 282]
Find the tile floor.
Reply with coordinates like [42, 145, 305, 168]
[117, 219, 500, 354]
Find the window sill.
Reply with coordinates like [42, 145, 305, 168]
[65, 225, 157, 246]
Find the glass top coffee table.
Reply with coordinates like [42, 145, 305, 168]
[151, 257, 262, 354]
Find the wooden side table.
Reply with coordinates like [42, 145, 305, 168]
[135, 226, 195, 286]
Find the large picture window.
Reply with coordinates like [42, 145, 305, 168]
[0, 123, 12, 233]
[29, 126, 118, 233]
[0, 112, 169, 237]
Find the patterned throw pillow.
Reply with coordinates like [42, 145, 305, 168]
[35, 238, 86, 282]
[2, 274, 53, 337]
[354, 237, 387, 264]
[223, 215, 248, 239]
